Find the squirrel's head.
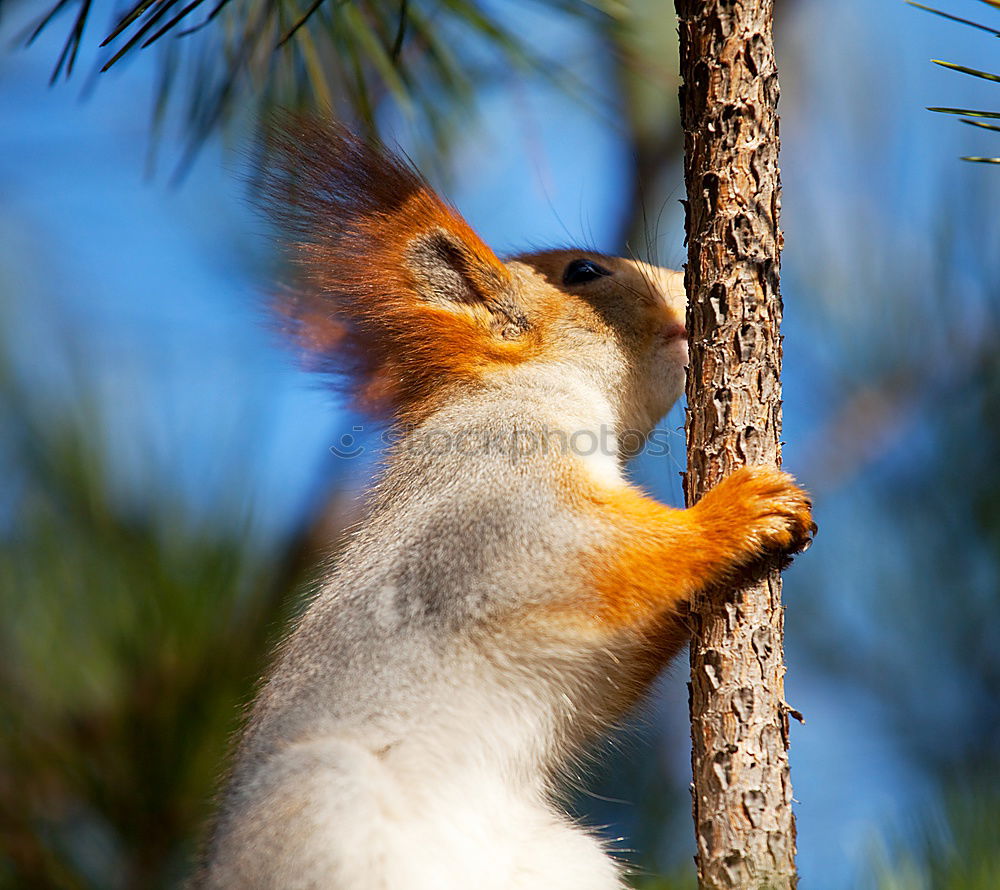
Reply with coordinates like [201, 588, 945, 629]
[505, 250, 687, 438]
[264, 118, 687, 435]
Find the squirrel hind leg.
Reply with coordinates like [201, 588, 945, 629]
[201, 735, 627, 890]
[200, 739, 390, 890]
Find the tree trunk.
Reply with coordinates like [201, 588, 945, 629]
[674, 2, 797, 889]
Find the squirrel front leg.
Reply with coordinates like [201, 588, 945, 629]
[579, 466, 815, 632]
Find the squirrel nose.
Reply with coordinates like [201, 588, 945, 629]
[661, 322, 687, 342]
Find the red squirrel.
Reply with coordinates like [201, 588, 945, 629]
[196, 118, 814, 890]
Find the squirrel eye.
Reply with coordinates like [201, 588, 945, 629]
[562, 258, 612, 286]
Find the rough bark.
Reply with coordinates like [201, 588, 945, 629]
[675, 2, 797, 889]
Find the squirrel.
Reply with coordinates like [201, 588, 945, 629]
[196, 117, 815, 890]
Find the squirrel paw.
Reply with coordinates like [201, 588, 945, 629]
[699, 465, 816, 560]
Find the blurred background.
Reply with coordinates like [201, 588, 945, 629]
[1, 0, 999, 887]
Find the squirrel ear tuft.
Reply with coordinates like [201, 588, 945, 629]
[259, 114, 532, 417]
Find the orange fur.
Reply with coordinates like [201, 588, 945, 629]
[261, 117, 543, 421]
[558, 464, 814, 637]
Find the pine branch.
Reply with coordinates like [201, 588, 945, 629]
[912, 2, 1000, 164]
[20, 0, 618, 174]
